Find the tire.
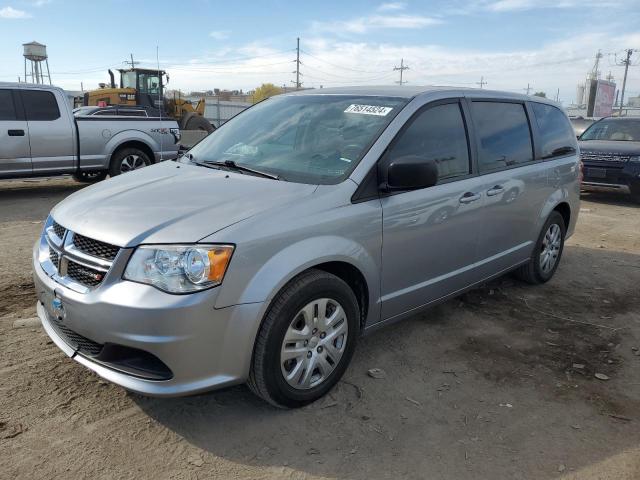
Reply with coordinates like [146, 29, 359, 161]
[631, 185, 640, 204]
[108, 148, 151, 177]
[72, 170, 107, 183]
[185, 115, 214, 133]
[248, 269, 360, 408]
[514, 211, 566, 284]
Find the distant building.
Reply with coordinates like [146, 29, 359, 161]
[629, 96, 640, 108]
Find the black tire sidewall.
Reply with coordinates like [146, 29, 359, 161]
[260, 275, 359, 407]
[533, 212, 566, 282]
[109, 148, 150, 177]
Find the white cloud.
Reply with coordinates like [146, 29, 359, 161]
[485, 0, 627, 12]
[377, 2, 406, 11]
[0, 6, 31, 18]
[33, 0, 52, 6]
[209, 30, 229, 40]
[313, 14, 441, 34]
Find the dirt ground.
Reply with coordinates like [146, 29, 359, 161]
[1, 177, 639, 480]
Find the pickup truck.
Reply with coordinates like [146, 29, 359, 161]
[0, 83, 180, 183]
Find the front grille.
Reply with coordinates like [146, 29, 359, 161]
[52, 221, 66, 240]
[67, 261, 105, 287]
[580, 152, 630, 163]
[73, 233, 119, 261]
[51, 319, 103, 356]
[49, 247, 59, 268]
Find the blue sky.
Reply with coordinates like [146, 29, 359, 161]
[1, 0, 639, 103]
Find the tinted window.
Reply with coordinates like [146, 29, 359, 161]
[580, 119, 640, 142]
[0, 90, 17, 120]
[22, 90, 60, 121]
[532, 103, 576, 158]
[472, 102, 533, 173]
[385, 102, 470, 181]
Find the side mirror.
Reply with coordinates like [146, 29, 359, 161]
[384, 155, 438, 191]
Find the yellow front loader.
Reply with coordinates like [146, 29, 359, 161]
[84, 68, 214, 132]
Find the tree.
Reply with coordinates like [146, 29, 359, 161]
[252, 83, 282, 103]
[533, 91, 547, 98]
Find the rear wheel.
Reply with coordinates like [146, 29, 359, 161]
[185, 115, 214, 133]
[248, 269, 359, 408]
[514, 211, 566, 284]
[108, 148, 151, 177]
[72, 170, 107, 183]
[631, 184, 640, 204]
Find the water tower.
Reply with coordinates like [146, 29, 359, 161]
[23, 41, 51, 84]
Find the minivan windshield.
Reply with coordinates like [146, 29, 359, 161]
[580, 119, 640, 142]
[187, 95, 407, 184]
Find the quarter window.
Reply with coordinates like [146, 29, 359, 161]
[21, 90, 60, 121]
[385, 102, 471, 182]
[472, 102, 533, 173]
[531, 103, 576, 158]
[0, 90, 17, 120]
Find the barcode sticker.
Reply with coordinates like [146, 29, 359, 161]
[344, 104, 393, 116]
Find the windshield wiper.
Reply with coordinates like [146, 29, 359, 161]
[203, 160, 281, 180]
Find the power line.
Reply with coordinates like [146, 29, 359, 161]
[299, 49, 389, 74]
[393, 58, 409, 85]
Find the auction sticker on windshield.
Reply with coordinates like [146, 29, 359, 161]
[344, 104, 393, 116]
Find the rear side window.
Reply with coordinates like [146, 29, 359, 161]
[0, 90, 17, 120]
[472, 102, 533, 173]
[119, 109, 147, 117]
[531, 103, 576, 158]
[385, 102, 471, 182]
[21, 90, 60, 121]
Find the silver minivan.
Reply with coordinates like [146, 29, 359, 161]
[33, 86, 580, 407]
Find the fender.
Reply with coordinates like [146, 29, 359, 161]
[215, 235, 381, 326]
[105, 130, 158, 160]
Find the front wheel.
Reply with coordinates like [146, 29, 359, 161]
[248, 269, 360, 408]
[514, 211, 566, 284]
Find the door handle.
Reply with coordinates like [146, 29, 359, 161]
[8, 129, 25, 137]
[459, 192, 481, 204]
[486, 185, 505, 196]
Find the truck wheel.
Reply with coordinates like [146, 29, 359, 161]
[186, 115, 214, 133]
[72, 171, 107, 183]
[248, 269, 360, 408]
[109, 148, 151, 177]
[514, 211, 566, 284]
[631, 185, 640, 204]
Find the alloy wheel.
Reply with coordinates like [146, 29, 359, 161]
[540, 223, 562, 273]
[120, 154, 146, 173]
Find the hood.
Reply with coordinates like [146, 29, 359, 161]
[579, 140, 640, 156]
[52, 161, 317, 247]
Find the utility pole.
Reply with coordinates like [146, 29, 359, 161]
[394, 58, 409, 85]
[292, 37, 302, 90]
[476, 76, 487, 88]
[124, 53, 138, 69]
[555, 88, 560, 102]
[523, 83, 532, 95]
[616, 48, 637, 115]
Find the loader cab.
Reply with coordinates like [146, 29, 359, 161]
[119, 68, 166, 112]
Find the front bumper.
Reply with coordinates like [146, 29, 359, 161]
[581, 161, 640, 195]
[33, 244, 264, 397]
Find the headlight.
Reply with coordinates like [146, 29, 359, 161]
[629, 156, 640, 163]
[123, 244, 234, 293]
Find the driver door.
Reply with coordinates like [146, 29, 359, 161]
[380, 99, 487, 320]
